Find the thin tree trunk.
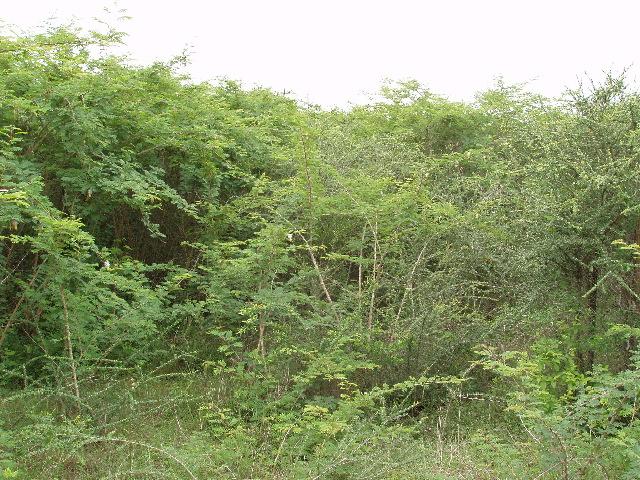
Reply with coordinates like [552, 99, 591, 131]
[301, 132, 314, 239]
[368, 221, 379, 331]
[358, 225, 366, 300]
[60, 285, 80, 404]
[0, 256, 42, 353]
[257, 319, 266, 357]
[392, 241, 430, 340]
[626, 219, 640, 367]
[582, 267, 598, 373]
[298, 232, 334, 305]
[297, 134, 339, 319]
[257, 302, 266, 358]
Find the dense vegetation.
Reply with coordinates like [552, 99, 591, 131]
[2, 25, 640, 479]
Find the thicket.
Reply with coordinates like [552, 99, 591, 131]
[1, 25, 640, 479]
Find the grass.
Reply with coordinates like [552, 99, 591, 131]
[0, 370, 563, 480]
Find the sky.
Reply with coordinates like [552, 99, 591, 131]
[1, 0, 639, 108]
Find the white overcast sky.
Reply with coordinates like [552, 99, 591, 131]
[1, 1, 639, 108]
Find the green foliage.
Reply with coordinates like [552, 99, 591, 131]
[3, 20, 640, 480]
[480, 343, 640, 479]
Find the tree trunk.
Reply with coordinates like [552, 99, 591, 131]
[577, 267, 598, 373]
[621, 219, 640, 369]
[60, 286, 81, 405]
